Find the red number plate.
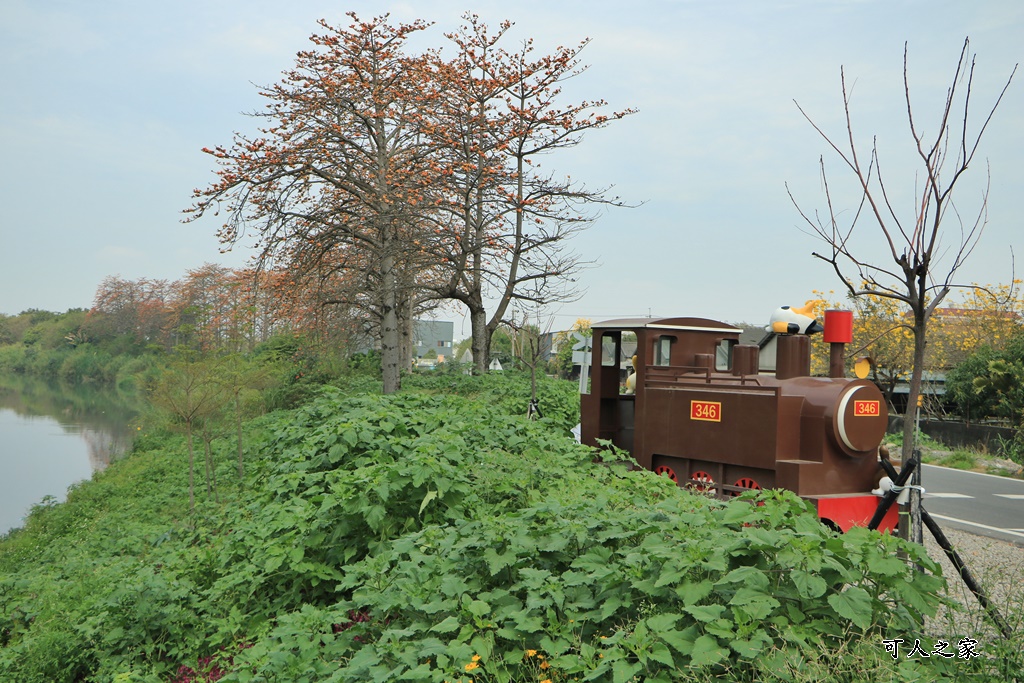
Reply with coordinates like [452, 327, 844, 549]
[853, 400, 880, 416]
[690, 400, 722, 422]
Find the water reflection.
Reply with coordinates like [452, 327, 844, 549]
[0, 374, 138, 534]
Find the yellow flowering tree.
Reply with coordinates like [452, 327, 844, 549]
[813, 282, 1024, 412]
[927, 281, 1024, 369]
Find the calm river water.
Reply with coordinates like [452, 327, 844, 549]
[0, 375, 137, 536]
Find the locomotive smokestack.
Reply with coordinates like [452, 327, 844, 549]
[775, 333, 810, 379]
[823, 310, 853, 378]
[732, 344, 760, 376]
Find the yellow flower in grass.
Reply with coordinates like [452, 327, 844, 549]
[464, 662, 480, 672]
[540, 661, 550, 670]
[540, 680, 552, 683]
[471, 655, 481, 663]
[525, 649, 538, 658]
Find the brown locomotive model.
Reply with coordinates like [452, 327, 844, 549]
[579, 308, 898, 532]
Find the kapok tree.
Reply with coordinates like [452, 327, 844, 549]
[428, 15, 635, 374]
[789, 39, 1016, 462]
[188, 14, 440, 394]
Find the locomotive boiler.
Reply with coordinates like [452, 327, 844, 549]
[579, 309, 898, 532]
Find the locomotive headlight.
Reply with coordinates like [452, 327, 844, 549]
[833, 383, 888, 456]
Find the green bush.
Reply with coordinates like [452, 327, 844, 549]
[114, 355, 160, 392]
[0, 344, 27, 373]
[4, 380, 1008, 682]
[402, 369, 581, 434]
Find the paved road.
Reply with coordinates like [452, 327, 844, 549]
[917, 464, 1024, 546]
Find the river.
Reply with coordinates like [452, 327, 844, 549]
[0, 375, 137, 536]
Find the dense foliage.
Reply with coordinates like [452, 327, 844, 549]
[401, 369, 581, 434]
[0, 308, 160, 388]
[946, 327, 1024, 460]
[2, 377, 1011, 682]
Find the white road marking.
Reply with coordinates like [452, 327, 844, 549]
[993, 494, 1024, 500]
[924, 492, 974, 498]
[927, 513, 1024, 541]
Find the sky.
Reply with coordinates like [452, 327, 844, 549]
[1, 0, 1022, 338]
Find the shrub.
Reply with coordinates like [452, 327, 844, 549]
[0, 382, 977, 683]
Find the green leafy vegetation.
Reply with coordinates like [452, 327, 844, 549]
[927, 449, 978, 471]
[2, 377, 1019, 682]
[947, 328, 1024, 463]
[402, 369, 581, 434]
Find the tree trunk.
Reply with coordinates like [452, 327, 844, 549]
[204, 436, 213, 497]
[899, 313, 928, 545]
[204, 434, 220, 504]
[901, 316, 928, 463]
[470, 305, 489, 374]
[186, 424, 196, 512]
[399, 294, 414, 371]
[381, 250, 401, 394]
[235, 391, 244, 483]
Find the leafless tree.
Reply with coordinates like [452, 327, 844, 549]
[788, 38, 1016, 464]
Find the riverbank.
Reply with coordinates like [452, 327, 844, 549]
[0, 342, 159, 390]
[0, 373, 140, 535]
[2, 375, 1019, 682]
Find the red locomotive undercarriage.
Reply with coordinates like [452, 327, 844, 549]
[579, 315, 899, 532]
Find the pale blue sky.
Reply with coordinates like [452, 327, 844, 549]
[1, 0, 1021, 332]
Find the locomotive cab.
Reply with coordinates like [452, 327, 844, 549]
[581, 317, 744, 458]
[579, 315, 897, 532]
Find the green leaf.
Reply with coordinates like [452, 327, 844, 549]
[659, 624, 698, 655]
[653, 568, 684, 588]
[721, 502, 755, 525]
[675, 580, 713, 606]
[418, 489, 438, 517]
[483, 547, 516, 575]
[645, 613, 681, 632]
[264, 553, 284, 573]
[429, 616, 461, 633]
[690, 634, 729, 667]
[612, 659, 642, 683]
[867, 555, 909, 577]
[729, 588, 780, 620]
[732, 633, 772, 660]
[827, 586, 874, 630]
[648, 641, 676, 667]
[470, 633, 494, 662]
[716, 566, 769, 590]
[684, 604, 725, 622]
[466, 599, 490, 618]
[791, 569, 827, 599]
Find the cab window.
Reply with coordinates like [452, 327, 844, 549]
[601, 334, 619, 367]
[654, 335, 674, 366]
[715, 339, 735, 371]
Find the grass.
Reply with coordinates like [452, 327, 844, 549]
[927, 448, 978, 471]
[884, 432, 1024, 479]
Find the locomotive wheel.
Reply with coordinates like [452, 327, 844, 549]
[654, 465, 679, 483]
[728, 477, 761, 497]
[687, 470, 715, 492]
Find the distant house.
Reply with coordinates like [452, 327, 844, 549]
[413, 320, 454, 360]
[538, 331, 560, 363]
